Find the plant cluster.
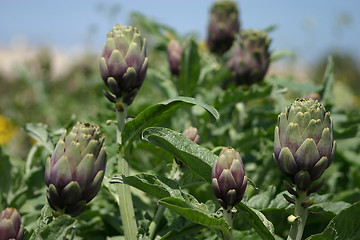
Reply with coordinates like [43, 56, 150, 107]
[1, 1, 360, 240]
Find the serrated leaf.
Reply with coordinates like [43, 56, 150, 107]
[159, 197, 230, 236]
[38, 215, 76, 240]
[122, 97, 219, 151]
[23, 123, 54, 153]
[179, 37, 201, 97]
[142, 127, 216, 182]
[235, 203, 275, 240]
[306, 201, 360, 240]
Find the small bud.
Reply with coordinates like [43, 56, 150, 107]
[287, 214, 299, 224]
[212, 147, 247, 209]
[175, 127, 200, 167]
[0, 208, 24, 240]
[167, 40, 182, 76]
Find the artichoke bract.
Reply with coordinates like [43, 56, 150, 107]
[227, 29, 271, 85]
[45, 122, 107, 216]
[0, 208, 24, 240]
[167, 40, 182, 76]
[212, 147, 247, 209]
[207, 0, 240, 54]
[100, 24, 148, 105]
[274, 98, 336, 191]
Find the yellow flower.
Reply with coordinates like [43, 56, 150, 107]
[0, 115, 17, 145]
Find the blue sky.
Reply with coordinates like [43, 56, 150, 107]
[1, 1, 359, 63]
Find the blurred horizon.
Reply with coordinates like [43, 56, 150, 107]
[1, 0, 359, 65]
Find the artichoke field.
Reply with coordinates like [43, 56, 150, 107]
[0, 1, 360, 240]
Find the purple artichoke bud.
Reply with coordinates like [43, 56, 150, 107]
[167, 40, 182, 76]
[274, 98, 336, 191]
[182, 126, 200, 144]
[227, 29, 271, 85]
[100, 24, 148, 105]
[207, 0, 240, 54]
[45, 122, 107, 216]
[0, 208, 24, 240]
[212, 147, 247, 209]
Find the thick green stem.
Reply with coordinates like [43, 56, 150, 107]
[287, 190, 309, 240]
[116, 105, 138, 240]
[222, 208, 233, 240]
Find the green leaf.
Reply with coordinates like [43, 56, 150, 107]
[179, 37, 201, 97]
[235, 203, 275, 240]
[122, 97, 219, 151]
[159, 197, 230, 236]
[306, 201, 360, 240]
[38, 215, 76, 240]
[142, 127, 217, 182]
[23, 123, 54, 153]
[0, 147, 12, 203]
[112, 173, 182, 199]
[29, 204, 76, 240]
[319, 56, 334, 107]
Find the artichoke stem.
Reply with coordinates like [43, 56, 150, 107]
[222, 208, 233, 240]
[116, 105, 138, 240]
[287, 190, 309, 240]
[149, 161, 182, 239]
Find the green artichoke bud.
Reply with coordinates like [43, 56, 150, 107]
[274, 98, 336, 191]
[100, 24, 148, 105]
[45, 122, 107, 216]
[167, 40, 182, 76]
[227, 29, 271, 85]
[212, 147, 247, 209]
[207, 0, 240, 54]
[0, 208, 24, 240]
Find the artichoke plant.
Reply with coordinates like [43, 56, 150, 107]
[212, 147, 247, 209]
[0, 208, 24, 240]
[167, 40, 182, 76]
[45, 122, 107, 216]
[274, 98, 336, 191]
[207, 0, 240, 54]
[100, 24, 148, 105]
[227, 29, 271, 85]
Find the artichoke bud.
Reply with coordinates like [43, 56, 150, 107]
[227, 29, 272, 85]
[175, 127, 200, 167]
[45, 122, 107, 216]
[274, 98, 336, 191]
[0, 208, 24, 240]
[182, 126, 200, 144]
[207, 0, 240, 54]
[212, 147, 247, 209]
[167, 40, 182, 76]
[100, 24, 148, 105]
